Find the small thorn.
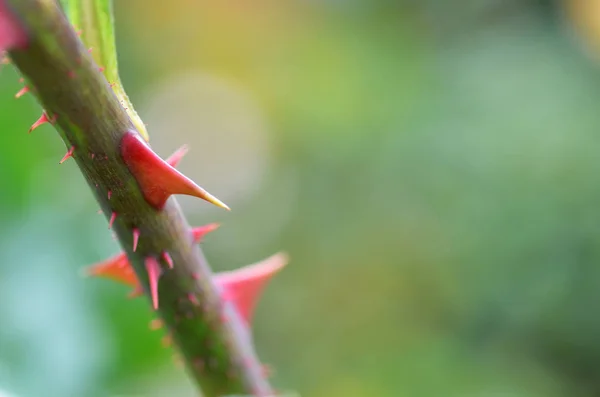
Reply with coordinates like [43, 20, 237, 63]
[76, 29, 82, 36]
[109, 82, 116, 87]
[161, 251, 173, 268]
[107, 190, 112, 200]
[85, 253, 134, 284]
[15, 86, 29, 98]
[192, 223, 220, 243]
[90, 153, 95, 159]
[97, 209, 102, 214]
[18, 77, 23, 83]
[120, 131, 230, 210]
[166, 144, 189, 167]
[98, 66, 105, 72]
[87, 47, 93, 53]
[217, 252, 289, 324]
[59, 146, 75, 164]
[108, 211, 117, 229]
[145, 257, 161, 310]
[132, 228, 140, 252]
[67, 70, 76, 79]
[28, 113, 52, 133]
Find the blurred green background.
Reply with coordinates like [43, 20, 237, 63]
[5, 0, 600, 396]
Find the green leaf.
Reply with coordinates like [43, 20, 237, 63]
[58, 0, 149, 141]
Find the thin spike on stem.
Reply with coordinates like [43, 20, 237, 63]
[132, 228, 140, 252]
[59, 145, 75, 164]
[108, 211, 117, 229]
[15, 85, 29, 98]
[145, 257, 161, 310]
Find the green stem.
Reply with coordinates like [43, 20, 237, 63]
[7, 1, 273, 396]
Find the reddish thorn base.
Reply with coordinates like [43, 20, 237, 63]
[0, 1, 28, 53]
[120, 131, 229, 210]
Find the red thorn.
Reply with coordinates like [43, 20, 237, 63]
[76, 29, 82, 36]
[98, 66, 105, 72]
[120, 131, 230, 210]
[87, 47, 93, 53]
[67, 70, 76, 79]
[108, 211, 117, 229]
[161, 251, 173, 269]
[15, 85, 29, 98]
[107, 190, 112, 200]
[165, 145, 189, 168]
[192, 223, 220, 243]
[18, 78, 23, 83]
[109, 82, 116, 88]
[59, 145, 75, 164]
[84, 236, 287, 324]
[85, 253, 134, 284]
[0, 2, 28, 53]
[132, 228, 140, 252]
[216, 253, 288, 324]
[145, 257, 161, 310]
[28, 112, 52, 133]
